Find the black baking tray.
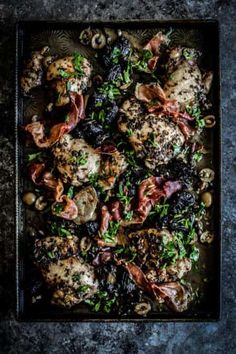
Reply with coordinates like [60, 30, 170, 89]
[15, 20, 221, 321]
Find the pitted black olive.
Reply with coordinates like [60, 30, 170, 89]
[106, 101, 119, 124]
[83, 221, 99, 237]
[102, 37, 132, 67]
[171, 191, 195, 213]
[80, 120, 110, 147]
[106, 64, 123, 82]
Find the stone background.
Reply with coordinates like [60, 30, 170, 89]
[0, 0, 236, 353]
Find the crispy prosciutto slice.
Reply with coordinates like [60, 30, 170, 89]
[124, 262, 188, 312]
[22, 92, 85, 148]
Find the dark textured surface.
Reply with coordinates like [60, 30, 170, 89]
[0, 0, 236, 353]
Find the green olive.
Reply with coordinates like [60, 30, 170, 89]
[199, 168, 215, 183]
[80, 237, 92, 252]
[201, 191, 212, 207]
[134, 302, 151, 316]
[79, 28, 93, 45]
[22, 192, 36, 206]
[91, 33, 106, 49]
[200, 231, 214, 244]
[203, 115, 216, 128]
[35, 196, 47, 211]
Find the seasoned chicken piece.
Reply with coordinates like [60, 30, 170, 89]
[53, 134, 101, 187]
[98, 148, 127, 191]
[164, 47, 213, 109]
[41, 256, 99, 308]
[164, 61, 202, 107]
[128, 228, 192, 283]
[73, 186, 98, 225]
[53, 134, 127, 189]
[47, 55, 92, 106]
[21, 46, 49, 95]
[118, 101, 185, 168]
[34, 235, 79, 265]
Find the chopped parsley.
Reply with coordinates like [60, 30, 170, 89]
[127, 128, 134, 137]
[116, 183, 132, 206]
[73, 52, 85, 77]
[72, 273, 81, 283]
[186, 104, 205, 129]
[50, 222, 71, 237]
[76, 152, 88, 166]
[88, 172, 99, 187]
[53, 203, 64, 214]
[150, 203, 170, 218]
[193, 151, 203, 162]
[98, 82, 121, 100]
[182, 48, 196, 61]
[111, 47, 122, 64]
[85, 291, 116, 313]
[133, 49, 153, 72]
[123, 61, 133, 84]
[59, 69, 71, 79]
[26, 151, 44, 162]
[102, 221, 120, 244]
[123, 210, 133, 221]
[76, 284, 90, 294]
[147, 132, 159, 148]
[67, 186, 74, 198]
[173, 144, 182, 155]
[47, 251, 55, 259]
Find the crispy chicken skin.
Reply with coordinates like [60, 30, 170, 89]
[53, 134, 127, 189]
[164, 47, 213, 109]
[53, 134, 101, 187]
[21, 46, 49, 95]
[118, 102, 185, 168]
[47, 56, 92, 106]
[34, 235, 79, 265]
[34, 236, 98, 308]
[128, 229, 192, 283]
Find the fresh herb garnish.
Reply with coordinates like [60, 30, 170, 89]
[111, 47, 122, 64]
[116, 183, 132, 206]
[147, 132, 158, 148]
[88, 172, 99, 186]
[127, 128, 134, 137]
[26, 152, 44, 162]
[124, 149, 138, 168]
[123, 210, 133, 221]
[133, 49, 153, 72]
[47, 251, 55, 259]
[193, 151, 203, 162]
[59, 69, 71, 79]
[182, 48, 195, 61]
[102, 221, 120, 244]
[50, 222, 71, 237]
[67, 186, 74, 198]
[72, 273, 81, 283]
[190, 246, 200, 262]
[186, 104, 205, 129]
[53, 203, 64, 214]
[73, 52, 85, 77]
[98, 82, 121, 100]
[76, 152, 88, 165]
[85, 291, 116, 313]
[173, 144, 181, 155]
[76, 284, 90, 294]
[123, 61, 133, 84]
[150, 203, 170, 218]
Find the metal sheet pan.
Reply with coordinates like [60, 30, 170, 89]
[15, 20, 221, 321]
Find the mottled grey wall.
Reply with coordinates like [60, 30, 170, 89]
[0, 0, 236, 353]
